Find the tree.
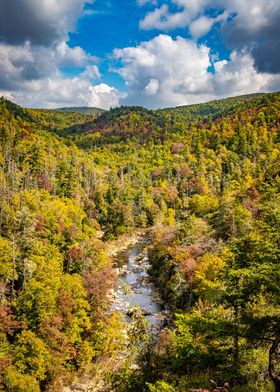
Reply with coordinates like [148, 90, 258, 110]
[12, 330, 50, 381]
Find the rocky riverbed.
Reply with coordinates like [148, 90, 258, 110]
[63, 235, 168, 392]
[111, 238, 169, 332]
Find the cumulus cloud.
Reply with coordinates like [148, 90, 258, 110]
[139, 0, 280, 74]
[139, 0, 278, 36]
[114, 34, 211, 107]
[212, 51, 277, 96]
[145, 79, 159, 95]
[1, 76, 88, 109]
[0, 76, 125, 110]
[223, 0, 280, 74]
[140, 4, 192, 31]
[189, 13, 228, 40]
[1, 0, 279, 109]
[55, 42, 95, 67]
[0, 0, 96, 92]
[0, 40, 95, 90]
[88, 84, 127, 109]
[0, 0, 94, 46]
[0, 7, 124, 111]
[139, 0, 209, 31]
[0, 0, 125, 109]
[81, 65, 101, 80]
[224, 0, 278, 34]
[113, 34, 280, 108]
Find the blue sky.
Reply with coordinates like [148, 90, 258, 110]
[68, 0, 153, 90]
[0, 0, 279, 109]
[67, 0, 230, 90]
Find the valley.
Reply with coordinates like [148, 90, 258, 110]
[0, 92, 279, 391]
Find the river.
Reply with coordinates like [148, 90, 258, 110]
[111, 238, 168, 332]
[63, 238, 167, 392]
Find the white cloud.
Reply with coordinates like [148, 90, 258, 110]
[0, 0, 127, 110]
[114, 34, 211, 107]
[213, 50, 276, 96]
[1, 76, 89, 109]
[189, 16, 215, 39]
[139, 0, 280, 74]
[81, 65, 101, 80]
[113, 34, 280, 108]
[88, 84, 127, 109]
[0, 40, 122, 110]
[224, 0, 278, 32]
[56, 41, 94, 67]
[139, 0, 279, 37]
[139, 0, 209, 31]
[0, 40, 97, 88]
[0, 76, 125, 110]
[0, 0, 121, 109]
[145, 79, 159, 95]
[1, 0, 279, 109]
[189, 12, 228, 39]
[140, 4, 188, 31]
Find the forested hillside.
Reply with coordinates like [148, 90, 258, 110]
[54, 107, 106, 115]
[0, 92, 279, 392]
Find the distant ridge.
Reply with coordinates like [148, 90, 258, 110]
[157, 92, 268, 119]
[54, 106, 106, 115]
[162, 92, 266, 111]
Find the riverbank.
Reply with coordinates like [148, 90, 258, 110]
[110, 238, 168, 330]
[63, 230, 165, 392]
[106, 230, 147, 258]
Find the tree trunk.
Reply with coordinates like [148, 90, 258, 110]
[233, 304, 239, 380]
[10, 235, 16, 304]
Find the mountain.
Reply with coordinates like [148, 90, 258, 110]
[54, 106, 106, 115]
[0, 92, 279, 391]
[158, 92, 266, 119]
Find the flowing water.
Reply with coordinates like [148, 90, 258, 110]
[112, 239, 167, 331]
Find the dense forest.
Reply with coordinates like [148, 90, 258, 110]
[0, 92, 279, 392]
[54, 107, 106, 116]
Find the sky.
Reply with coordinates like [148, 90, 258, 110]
[0, 0, 280, 109]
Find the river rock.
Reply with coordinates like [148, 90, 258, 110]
[141, 308, 151, 316]
[126, 306, 145, 317]
[71, 383, 89, 391]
